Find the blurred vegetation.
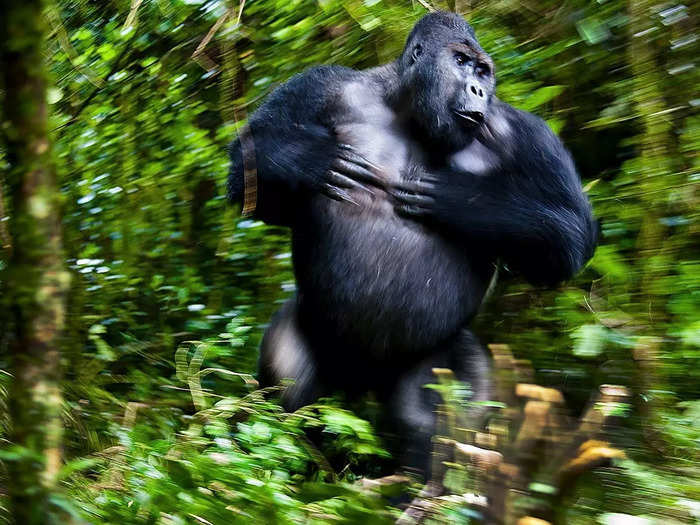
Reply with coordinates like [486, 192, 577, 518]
[0, 0, 697, 523]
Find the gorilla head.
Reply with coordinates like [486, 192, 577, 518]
[397, 12, 496, 152]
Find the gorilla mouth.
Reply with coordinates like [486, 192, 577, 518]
[454, 110, 484, 126]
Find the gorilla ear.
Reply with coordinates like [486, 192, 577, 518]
[410, 44, 423, 65]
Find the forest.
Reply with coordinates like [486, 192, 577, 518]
[0, 0, 697, 523]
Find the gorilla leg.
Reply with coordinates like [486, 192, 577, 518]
[258, 298, 324, 411]
[388, 329, 492, 479]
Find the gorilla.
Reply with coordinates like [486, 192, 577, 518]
[227, 12, 597, 477]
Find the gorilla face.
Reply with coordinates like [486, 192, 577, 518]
[398, 13, 495, 152]
[442, 43, 495, 128]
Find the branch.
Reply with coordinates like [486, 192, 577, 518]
[191, 9, 233, 73]
[123, 0, 145, 32]
[0, 179, 11, 253]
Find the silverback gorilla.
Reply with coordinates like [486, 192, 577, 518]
[227, 12, 597, 476]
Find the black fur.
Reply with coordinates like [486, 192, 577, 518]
[227, 66, 362, 226]
[227, 12, 597, 477]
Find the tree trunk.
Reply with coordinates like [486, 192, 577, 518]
[1, 1, 69, 522]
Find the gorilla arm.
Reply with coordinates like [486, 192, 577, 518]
[227, 66, 381, 226]
[227, 67, 340, 226]
[392, 101, 598, 286]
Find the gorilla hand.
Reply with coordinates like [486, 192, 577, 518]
[321, 144, 386, 205]
[390, 174, 442, 221]
[390, 169, 489, 231]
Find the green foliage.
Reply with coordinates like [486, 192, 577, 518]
[59, 334, 394, 524]
[63, 393, 395, 524]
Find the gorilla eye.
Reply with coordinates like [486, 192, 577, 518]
[476, 62, 491, 77]
[454, 52, 470, 66]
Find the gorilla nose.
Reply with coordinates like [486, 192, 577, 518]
[469, 84, 485, 98]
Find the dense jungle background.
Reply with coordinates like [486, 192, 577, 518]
[0, 0, 698, 523]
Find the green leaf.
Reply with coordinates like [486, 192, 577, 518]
[58, 457, 102, 480]
[576, 17, 611, 45]
[520, 85, 565, 111]
[572, 324, 607, 358]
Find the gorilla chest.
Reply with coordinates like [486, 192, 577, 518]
[334, 84, 414, 195]
[327, 83, 440, 258]
[292, 83, 490, 352]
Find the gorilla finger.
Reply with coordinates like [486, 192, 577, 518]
[332, 158, 385, 188]
[321, 183, 360, 206]
[334, 155, 385, 187]
[391, 180, 435, 196]
[390, 183, 415, 195]
[419, 175, 440, 185]
[396, 204, 428, 218]
[327, 170, 375, 195]
[337, 143, 372, 160]
[394, 192, 434, 207]
[337, 148, 381, 172]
